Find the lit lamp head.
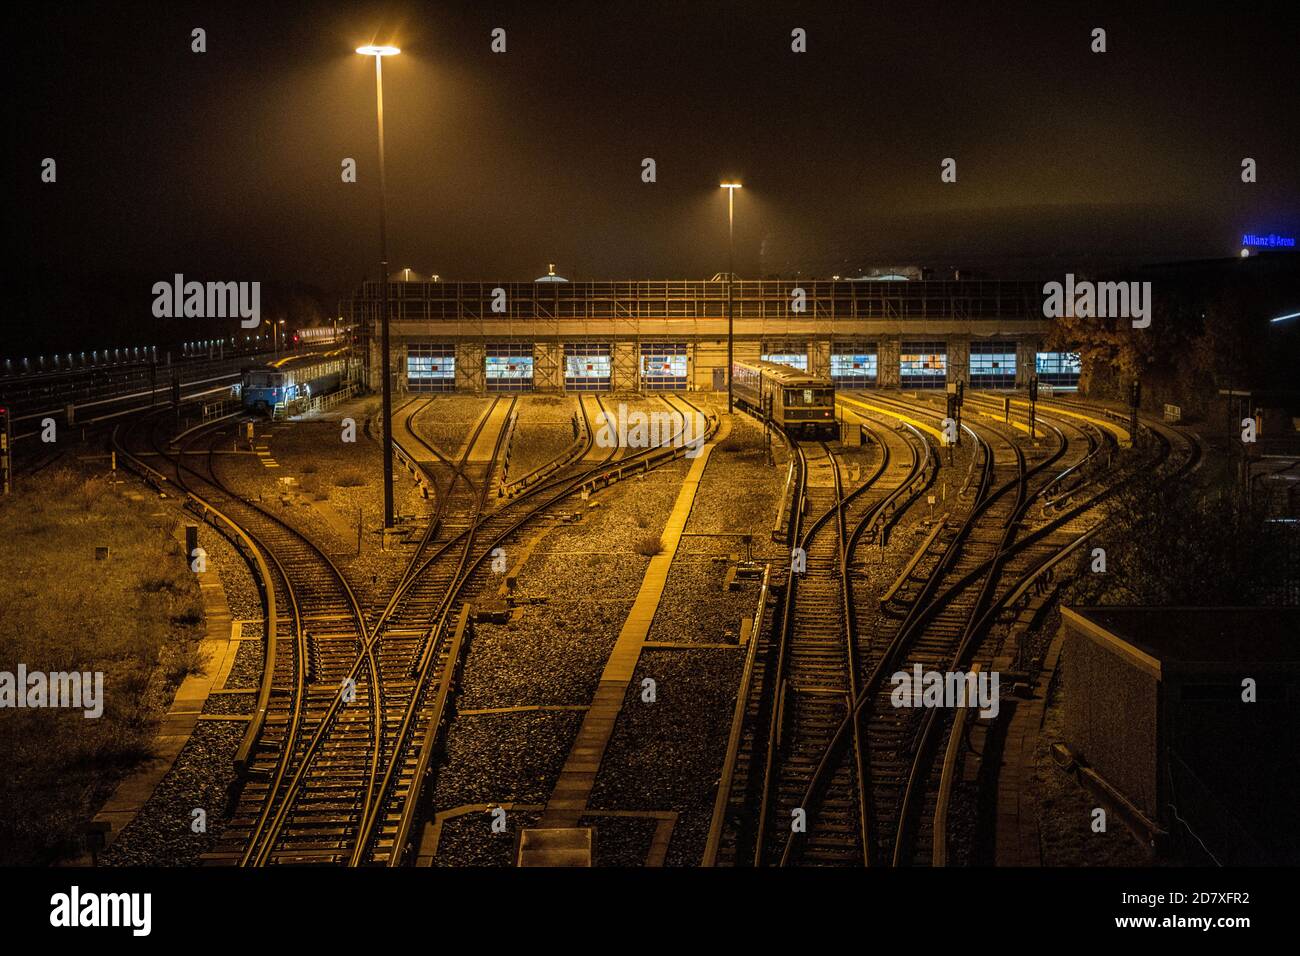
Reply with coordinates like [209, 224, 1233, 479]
[719, 182, 743, 190]
[356, 45, 400, 56]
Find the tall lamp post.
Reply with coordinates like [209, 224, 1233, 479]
[720, 182, 742, 413]
[357, 43, 400, 528]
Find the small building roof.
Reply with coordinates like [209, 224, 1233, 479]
[1063, 606, 1299, 674]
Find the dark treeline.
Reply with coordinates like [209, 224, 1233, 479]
[1049, 253, 1300, 417]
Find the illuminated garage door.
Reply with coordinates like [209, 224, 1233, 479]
[640, 342, 688, 390]
[407, 343, 455, 392]
[969, 340, 1016, 389]
[830, 342, 877, 388]
[762, 341, 808, 371]
[1036, 351, 1081, 388]
[900, 341, 947, 389]
[564, 342, 611, 391]
[485, 343, 533, 392]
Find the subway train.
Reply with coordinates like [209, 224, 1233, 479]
[240, 350, 349, 417]
[294, 324, 354, 347]
[732, 359, 837, 438]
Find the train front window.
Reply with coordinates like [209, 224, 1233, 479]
[784, 388, 831, 407]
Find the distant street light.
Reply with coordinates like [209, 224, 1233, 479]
[720, 182, 742, 413]
[357, 42, 400, 528]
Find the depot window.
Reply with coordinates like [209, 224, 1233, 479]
[830, 342, 877, 387]
[900, 341, 947, 388]
[969, 341, 1016, 389]
[640, 342, 688, 390]
[762, 342, 808, 371]
[407, 343, 455, 392]
[485, 343, 534, 392]
[563, 342, 612, 391]
[1035, 351, 1081, 388]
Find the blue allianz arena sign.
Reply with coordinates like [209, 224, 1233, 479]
[1242, 232, 1296, 248]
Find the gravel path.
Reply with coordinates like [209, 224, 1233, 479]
[428, 710, 585, 807]
[577, 814, 661, 867]
[432, 810, 542, 868]
[504, 395, 579, 482]
[562, 409, 783, 865]
[424, 421, 699, 864]
[99, 721, 243, 866]
[587, 648, 744, 866]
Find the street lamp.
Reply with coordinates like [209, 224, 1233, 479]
[357, 43, 400, 528]
[720, 182, 742, 413]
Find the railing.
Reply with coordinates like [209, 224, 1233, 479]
[282, 380, 360, 419]
[344, 279, 1048, 324]
[202, 399, 238, 423]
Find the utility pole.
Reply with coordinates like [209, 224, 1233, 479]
[357, 45, 401, 528]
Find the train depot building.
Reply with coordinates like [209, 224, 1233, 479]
[342, 276, 1081, 394]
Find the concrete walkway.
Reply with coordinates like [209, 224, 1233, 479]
[540, 414, 732, 828]
[467, 397, 513, 462]
[990, 610, 1068, 865]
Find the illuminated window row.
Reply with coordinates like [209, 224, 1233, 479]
[970, 340, 1016, 389]
[762, 341, 808, 371]
[564, 342, 611, 391]
[486, 342, 533, 392]
[830, 342, 877, 387]
[900, 341, 947, 389]
[641, 342, 688, 390]
[1035, 351, 1081, 388]
[407, 343, 456, 392]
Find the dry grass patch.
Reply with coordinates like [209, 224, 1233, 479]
[333, 468, 366, 488]
[0, 468, 208, 865]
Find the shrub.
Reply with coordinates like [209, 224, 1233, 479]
[633, 533, 665, 556]
[299, 474, 328, 500]
[334, 468, 366, 488]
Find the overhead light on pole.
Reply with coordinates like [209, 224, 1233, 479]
[357, 42, 400, 528]
[720, 182, 742, 413]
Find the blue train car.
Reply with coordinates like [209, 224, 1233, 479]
[241, 350, 349, 416]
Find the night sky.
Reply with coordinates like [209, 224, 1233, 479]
[9, 1, 1299, 326]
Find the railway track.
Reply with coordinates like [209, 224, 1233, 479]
[112, 409, 378, 865]
[115, 391, 718, 866]
[351, 392, 718, 864]
[716, 389, 1201, 867]
[109, 385, 1197, 868]
[728, 406, 934, 865]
